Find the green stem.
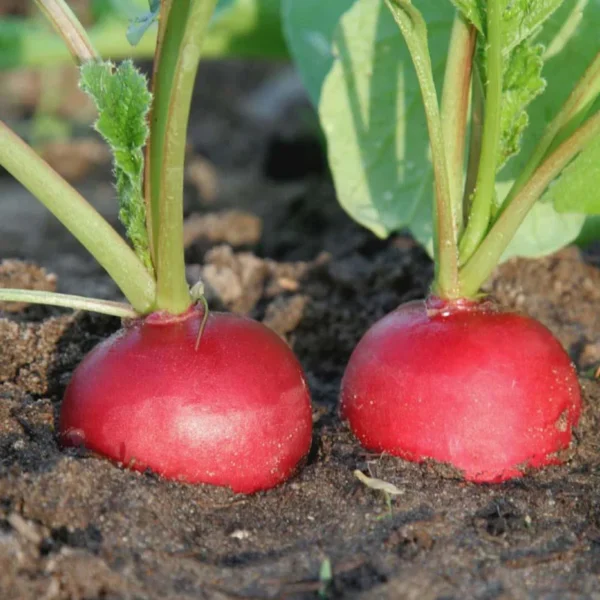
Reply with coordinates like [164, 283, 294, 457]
[500, 50, 600, 209]
[459, 111, 600, 297]
[148, 0, 218, 314]
[385, 0, 459, 298]
[34, 0, 99, 63]
[458, 0, 503, 264]
[0, 120, 156, 314]
[441, 13, 476, 234]
[463, 65, 484, 220]
[0, 289, 138, 318]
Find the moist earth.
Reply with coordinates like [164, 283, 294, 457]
[1, 60, 600, 600]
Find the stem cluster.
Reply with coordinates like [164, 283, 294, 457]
[429, 4, 600, 300]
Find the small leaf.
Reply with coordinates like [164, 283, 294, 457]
[80, 60, 154, 274]
[543, 135, 600, 214]
[498, 39, 546, 168]
[500, 0, 600, 255]
[354, 470, 404, 495]
[126, 0, 160, 46]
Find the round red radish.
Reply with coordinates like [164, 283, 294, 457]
[340, 297, 581, 482]
[60, 307, 312, 493]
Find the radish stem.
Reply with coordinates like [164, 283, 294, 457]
[462, 66, 484, 222]
[0, 121, 156, 314]
[458, 0, 503, 264]
[459, 111, 600, 296]
[500, 51, 600, 210]
[385, 0, 459, 299]
[441, 13, 476, 234]
[148, 0, 218, 314]
[0, 289, 138, 318]
[34, 0, 99, 64]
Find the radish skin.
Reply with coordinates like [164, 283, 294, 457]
[340, 298, 581, 482]
[60, 306, 313, 493]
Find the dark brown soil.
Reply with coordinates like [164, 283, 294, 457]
[1, 60, 600, 600]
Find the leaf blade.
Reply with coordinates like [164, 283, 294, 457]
[543, 135, 600, 214]
[80, 60, 154, 274]
[318, 0, 453, 244]
[282, 0, 355, 106]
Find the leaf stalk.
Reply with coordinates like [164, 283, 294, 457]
[458, 0, 503, 264]
[147, 0, 219, 314]
[0, 289, 138, 319]
[0, 121, 156, 314]
[501, 50, 600, 209]
[385, 0, 459, 299]
[459, 111, 600, 296]
[34, 0, 99, 64]
[441, 13, 476, 234]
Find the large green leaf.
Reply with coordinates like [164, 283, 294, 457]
[318, 0, 453, 248]
[282, 0, 355, 105]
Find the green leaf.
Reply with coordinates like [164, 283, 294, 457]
[126, 0, 160, 46]
[80, 60, 154, 274]
[282, 0, 355, 105]
[0, 19, 25, 70]
[494, 182, 585, 260]
[315, 0, 595, 261]
[497, 39, 546, 167]
[501, 0, 600, 255]
[318, 0, 453, 244]
[449, 0, 564, 51]
[542, 135, 600, 214]
[451, 2, 564, 171]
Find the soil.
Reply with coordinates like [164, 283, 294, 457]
[1, 60, 600, 600]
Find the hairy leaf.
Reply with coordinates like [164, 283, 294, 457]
[449, 0, 563, 51]
[498, 39, 546, 167]
[80, 60, 153, 273]
[500, 0, 600, 254]
[463, 1, 564, 171]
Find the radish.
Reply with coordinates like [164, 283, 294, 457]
[61, 307, 312, 493]
[326, 0, 600, 481]
[0, 0, 312, 492]
[341, 298, 581, 481]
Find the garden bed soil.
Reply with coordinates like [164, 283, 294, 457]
[1, 60, 600, 600]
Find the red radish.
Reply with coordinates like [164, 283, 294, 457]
[60, 306, 313, 493]
[341, 297, 581, 482]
